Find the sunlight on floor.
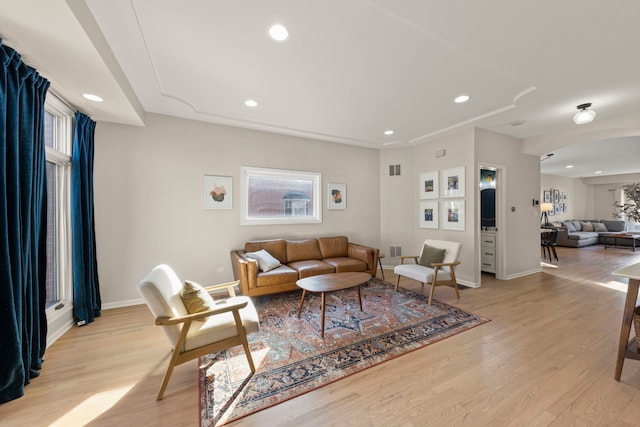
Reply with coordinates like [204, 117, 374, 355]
[593, 280, 629, 293]
[540, 262, 559, 269]
[49, 384, 135, 427]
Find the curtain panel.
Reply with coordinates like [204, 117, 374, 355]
[0, 40, 50, 404]
[71, 112, 101, 324]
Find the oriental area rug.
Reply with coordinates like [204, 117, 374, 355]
[199, 278, 489, 426]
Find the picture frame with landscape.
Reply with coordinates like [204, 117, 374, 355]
[441, 166, 465, 198]
[419, 200, 438, 229]
[441, 199, 465, 231]
[419, 171, 438, 199]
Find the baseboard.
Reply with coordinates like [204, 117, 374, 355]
[102, 298, 145, 310]
[504, 268, 541, 280]
[458, 278, 480, 288]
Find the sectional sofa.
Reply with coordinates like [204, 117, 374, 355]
[550, 219, 636, 247]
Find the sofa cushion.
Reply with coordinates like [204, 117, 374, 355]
[323, 257, 367, 273]
[246, 249, 281, 272]
[600, 220, 626, 232]
[562, 220, 577, 232]
[256, 265, 299, 287]
[567, 231, 599, 240]
[571, 220, 582, 231]
[286, 239, 323, 262]
[287, 260, 335, 278]
[245, 239, 287, 264]
[581, 221, 594, 232]
[593, 222, 608, 232]
[318, 236, 349, 258]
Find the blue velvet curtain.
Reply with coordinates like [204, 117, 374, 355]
[0, 40, 50, 404]
[71, 112, 101, 324]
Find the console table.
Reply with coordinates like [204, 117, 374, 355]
[612, 262, 640, 380]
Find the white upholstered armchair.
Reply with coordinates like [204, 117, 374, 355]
[393, 239, 462, 305]
[137, 264, 259, 400]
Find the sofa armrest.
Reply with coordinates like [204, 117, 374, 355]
[553, 227, 572, 246]
[230, 250, 259, 295]
[348, 242, 379, 275]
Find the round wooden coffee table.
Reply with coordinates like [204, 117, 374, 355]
[296, 272, 371, 337]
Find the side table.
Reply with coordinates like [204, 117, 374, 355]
[612, 262, 640, 380]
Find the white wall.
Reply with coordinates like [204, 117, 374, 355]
[94, 113, 381, 306]
[476, 129, 541, 280]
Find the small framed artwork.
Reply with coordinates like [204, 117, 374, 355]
[441, 166, 465, 198]
[555, 204, 561, 215]
[441, 200, 465, 231]
[553, 189, 560, 204]
[204, 175, 232, 209]
[419, 200, 438, 229]
[562, 203, 567, 213]
[562, 192, 568, 201]
[543, 190, 551, 203]
[327, 183, 346, 210]
[419, 171, 439, 199]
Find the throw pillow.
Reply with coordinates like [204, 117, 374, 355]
[581, 221, 594, 232]
[180, 280, 216, 314]
[592, 222, 608, 232]
[246, 249, 281, 272]
[418, 245, 446, 267]
[562, 220, 576, 232]
[571, 220, 582, 231]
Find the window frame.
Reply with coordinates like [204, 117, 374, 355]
[241, 166, 322, 225]
[43, 93, 74, 332]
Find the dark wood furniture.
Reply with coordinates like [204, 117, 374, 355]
[612, 263, 640, 381]
[604, 234, 640, 252]
[296, 272, 371, 337]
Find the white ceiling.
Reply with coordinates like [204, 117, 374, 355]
[1, 0, 640, 177]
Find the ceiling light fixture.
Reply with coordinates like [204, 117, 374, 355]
[244, 99, 258, 107]
[454, 95, 470, 103]
[565, 165, 574, 169]
[510, 120, 526, 126]
[594, 171, 603, 174]
[82, 93, 103, 102]
[384, 130, 394, 135]
[573, 102, 596, 125]
[269, 24, 289, 41]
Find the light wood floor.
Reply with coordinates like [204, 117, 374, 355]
[3, 245, 640, 426]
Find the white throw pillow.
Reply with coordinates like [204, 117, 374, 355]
[246, 249, 281, 272]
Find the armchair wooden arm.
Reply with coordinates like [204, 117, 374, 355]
[205, 279, 240, 297]
[398, 255, 419, 264]
[430, 260, 461, 268]
[155, 299, 249, 326]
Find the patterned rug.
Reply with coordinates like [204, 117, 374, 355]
[199, 278, 489, 426]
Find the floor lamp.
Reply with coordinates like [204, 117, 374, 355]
[540, 203, 553, 226]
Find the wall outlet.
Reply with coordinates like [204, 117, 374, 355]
[216, 267, 225, 273]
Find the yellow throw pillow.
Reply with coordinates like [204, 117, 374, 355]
[180, 280, 216, 314]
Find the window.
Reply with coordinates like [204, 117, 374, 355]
[241, 166, 321, 225]
[44, 95, 73, 317]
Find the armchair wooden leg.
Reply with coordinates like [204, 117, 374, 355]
[427, 283, 436, 305]
[157, 354, 178, 400]
[395, 275, 401, 291]
[233, 310, 256, 374]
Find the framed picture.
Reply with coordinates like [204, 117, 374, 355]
[555, 204, 561, 214]
[562, 203, 567, 213]
[419, 171, 438, 199]
[562, 192, 568, 201]
[204, 175, 232, 209]
[241, 166, 321, 225]
[441, 199, 465, 231]
[327, 183, 346, 210]
[419, 200, 438, 229]
[543, 190, 551, 203]
[441, 166, 465, 198]
[553, 189, 560, 203]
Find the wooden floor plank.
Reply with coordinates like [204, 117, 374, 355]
[1, 245, 640, 426]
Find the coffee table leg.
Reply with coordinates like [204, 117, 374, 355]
[357, 285, 363, 311]
[297, 289, 306, 318]
[320, 292, 326, 338]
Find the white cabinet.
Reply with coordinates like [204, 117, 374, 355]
[481, 231, 496, 273]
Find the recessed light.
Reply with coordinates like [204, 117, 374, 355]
[454, 95, 470, 103]
[83, 93, 103, 102]
[565, 165, 574, 169]
[510, 120, 526, 126]
[269, 24, 288, 41]
[244, 99, 258, 107]
[595, 170, 603, 174]
[384, 130, 394, 135]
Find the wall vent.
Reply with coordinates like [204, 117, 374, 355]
[390, 245, 402, 257]
[389, 164, 401, 176]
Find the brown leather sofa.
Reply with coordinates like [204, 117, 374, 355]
[230, 236, 379, 296]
